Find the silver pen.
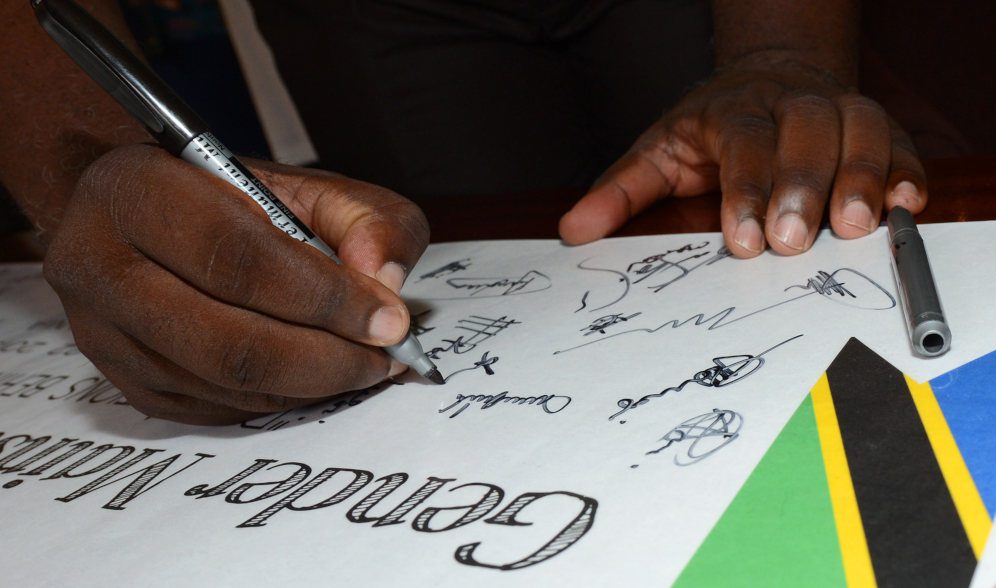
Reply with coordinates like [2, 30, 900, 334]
[887, 206, 951, 357]
[33, 0, 443, 383]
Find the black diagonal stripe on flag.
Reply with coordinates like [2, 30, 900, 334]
[826, 338, 975, 586]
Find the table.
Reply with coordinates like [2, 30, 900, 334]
[2, 155, 994, 262]
[422, 155, 996, 242]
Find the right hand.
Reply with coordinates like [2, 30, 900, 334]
[44, 144, 430, 425]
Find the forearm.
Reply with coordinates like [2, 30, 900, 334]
[711, 0, 859, 86]
[0, 0, 149, 244]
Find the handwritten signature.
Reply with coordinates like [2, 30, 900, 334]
[627, 243, 732, 293]
[633, 409, 743, 467]
[581, 313, 642, 336]
[439, 390, 572, 419]
[440, 270, 551, 298]
[575, 242, 730, 312]
[610, 335, 801, 422]
[426, 316, 520, 360]
[443, 351, 499, 382]
[557, 267, 892, 355]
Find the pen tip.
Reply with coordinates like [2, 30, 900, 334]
[425, 369, 445, 385]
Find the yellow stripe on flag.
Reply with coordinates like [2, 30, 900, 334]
[905, 374, 992, 559]
[812, 373, 877, 587]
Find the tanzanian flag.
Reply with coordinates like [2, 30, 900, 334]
[676, 338, 996, 587]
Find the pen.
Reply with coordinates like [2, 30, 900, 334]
[32, 0, 444, 384]
[887, 206, 951, 357]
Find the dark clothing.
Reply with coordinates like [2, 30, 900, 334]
[250, 0, 714, 199]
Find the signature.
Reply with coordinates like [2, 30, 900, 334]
[783, 268, 895, 310]
[581, 313, 642, 336]
[556, 267, 893, 355]
[609, 335, 801, 422]
[627, 243, 732, 293]
[632, 409, 743, 467]
[443, 351, 500, 382]
[575, 242, 730, 312]
[426, 315, 520, 360]
[435, 270, 551, 299]
[439, 390, 572, 419]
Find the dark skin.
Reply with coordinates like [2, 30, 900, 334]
[559, 0, 928, 254]
[0, 0, 429, 424]
[0, 0, 927, 424]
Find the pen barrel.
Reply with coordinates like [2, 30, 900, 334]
[180, 133, 339, 260]
[888, 210, 950, 356]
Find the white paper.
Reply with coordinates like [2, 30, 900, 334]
[0, 223, 993, 586]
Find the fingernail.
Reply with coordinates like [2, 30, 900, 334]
[891, 181, 920, 210]
[388, 360, 408, 378]
[841, 200, 875, 234]
[369, 305, 406, 344]
[375, 262, 407, 295]
[733, 217, 765, 254]
[772, 213, 809, 251]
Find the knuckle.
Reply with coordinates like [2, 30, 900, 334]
[839, 158, 888, 181]
[76, 144, 155, 214]
[776, 167, 831, 197]
[776, 93, 836, 120]
[217, 332, 278, 391]
[401, 203, 431, 252]
[726, 176, 771, 209]
[836, 93, 885, 116]
[718, 114, 776, 148]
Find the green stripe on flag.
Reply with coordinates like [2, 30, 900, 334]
[675, 395, 844, 587]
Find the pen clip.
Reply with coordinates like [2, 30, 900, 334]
[32, 0, 207, 154]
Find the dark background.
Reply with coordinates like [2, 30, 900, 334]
[2, 0, 994, 238]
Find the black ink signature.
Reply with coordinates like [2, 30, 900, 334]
[574, 243, 730, 313]
[633, 409, 743, 467]
[418, 258, 472, 281]
[439, 390, 572, 418]
[784, 268, 896, 310]
[443, 351, 499, 382]
[426, 316, 520, 360]
[581, 313, 642, 336]
[556, 267, 893, 355]
[575, 258, 630, 313]
[610, 335, 801, 422]
[439, 270, 551, 298]
[628, 243, 732, 293]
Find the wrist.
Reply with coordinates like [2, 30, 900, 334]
[717, 50, 854, 91]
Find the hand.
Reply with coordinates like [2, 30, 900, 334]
[559, 59, 928, 256]
[43, 144, 429, 425]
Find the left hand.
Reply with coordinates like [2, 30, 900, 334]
[559, 59, 928, 257]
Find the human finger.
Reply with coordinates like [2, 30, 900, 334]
[714, 110, 777, 257]
[249, 162, 430, 294]
[828, 94, 891, 239]
[72, 249, 398, 399]
[94, 146, 410, 347]
[766, 94, 842, 255]
[558, 119, 718, 245]
[884, 121, 929, 215]
[64, 308, 324, 423]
